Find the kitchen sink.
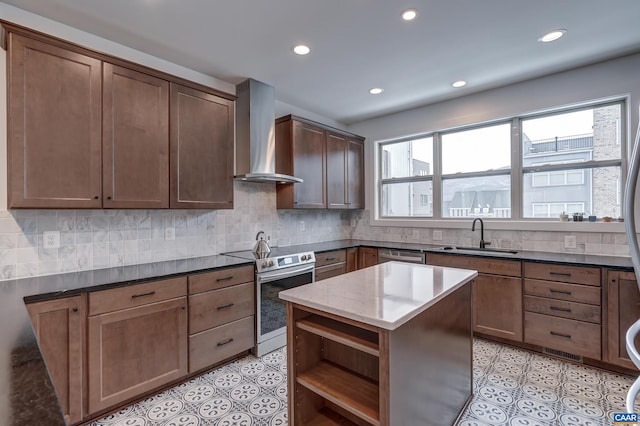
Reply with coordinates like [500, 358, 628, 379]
[436, 246, 519, 255]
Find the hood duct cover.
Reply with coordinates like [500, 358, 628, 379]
[234, 79, 302, 184]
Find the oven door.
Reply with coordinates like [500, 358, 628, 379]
[256, 263, 315, 343]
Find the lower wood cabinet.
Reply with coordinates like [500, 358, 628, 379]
[607, 270, 640, 369]
[523, 262, 602, 360]
[427, 253, 523, 342]
[87, 278, 188, 414]
[315, 249, 347, 281]
[187, 265, 255, 373]
[358, 247, 378, 269]
[27, 295, 85, 425]
[346, 247, 358, 272]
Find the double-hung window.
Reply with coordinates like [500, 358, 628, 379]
[377, 100, 624, 220]
[379, 137, 433, 217]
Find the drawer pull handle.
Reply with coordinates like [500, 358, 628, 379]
[549, 272, 571, 277]
[131, 291, 156, 299]
[216, 276, 234, 282]
[217, 303, 234, 310]
[550, 289, 572, 295]
[550, 331, 572, 339]
[217, 338, 234, 347]
[550, 306, 572, 313]
[325, 257, 336, 261]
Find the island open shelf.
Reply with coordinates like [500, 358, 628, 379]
[281, 262, 476, 426]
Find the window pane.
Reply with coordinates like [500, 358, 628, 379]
[522, 104, 621, 164]
[381, 137, 433, 179]
[523, 166, 621, 218]
[441, 124, 511, 174]
[381, 181, 433, 217]
[442, 175, 511, 218]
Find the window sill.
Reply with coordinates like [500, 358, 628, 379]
[370, 217, 628, 233]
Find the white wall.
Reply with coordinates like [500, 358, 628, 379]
[347, 52, 640, 239]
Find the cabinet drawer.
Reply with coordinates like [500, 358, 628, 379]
[524, 295, 601, 323]
[315, 249, 346, 267]
[524, 262, 601, 286]
[189, 316, 254, 372]
[315, 263, 347, 282]
[427, 253, 521, 277]
[524, 279, 601, 305]
[189, 282, 255, 334]
[524, 312, 601, 359]
[189, 265, 254, 294]
[89, 277, 187, 316]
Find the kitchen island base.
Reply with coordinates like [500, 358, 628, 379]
[286, 283, 472, 426]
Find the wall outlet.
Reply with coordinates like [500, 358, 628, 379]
[165, 227, 176, 241]
[299, 221, 305, 231]
[43, 231, 60, 249]
[350, 218, 357, 227]
[564, 235, 577, 249]
[412, 230, 419, 240]
[433, 230, 443, 241]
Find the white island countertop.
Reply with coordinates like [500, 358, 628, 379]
[279, 261, 477, 330]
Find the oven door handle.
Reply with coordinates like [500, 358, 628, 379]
[258, 265, 315, 283]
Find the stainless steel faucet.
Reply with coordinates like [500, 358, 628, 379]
[471, 218, 491, 249]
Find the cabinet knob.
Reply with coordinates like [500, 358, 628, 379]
[107, 196, 112, 200]
[94, 196, 99, 200]
[72, 307, 79, 313]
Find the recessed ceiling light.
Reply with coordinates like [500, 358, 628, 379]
[538, 29, 566, 43]
[369, 88, 384, 95]
[292, 44, 310, 55]
[451, 80, 466, 88]
[402, 8, 417, 21]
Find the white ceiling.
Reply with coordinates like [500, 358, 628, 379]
[3, 0, 640, 124]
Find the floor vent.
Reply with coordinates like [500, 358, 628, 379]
[543, 347, 583, 362]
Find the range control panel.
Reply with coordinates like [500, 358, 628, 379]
[256, 252, 316, 273]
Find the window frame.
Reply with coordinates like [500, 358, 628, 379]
[375, 99, 626, 222]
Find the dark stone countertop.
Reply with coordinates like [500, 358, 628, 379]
[1, 240, 633, 425]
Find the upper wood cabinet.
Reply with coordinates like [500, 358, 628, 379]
[103, 63, 169, 208]
[170, 83, 234, 209]
[275, 115, 365, 210]
[7, 33, 102, 208]
[5, 26, 235, 210]
[326, 133, 365, 209]
[276, 119, 326, 209]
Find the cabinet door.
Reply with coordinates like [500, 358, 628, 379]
[347, 138, 364, 209]
[358, 247, 378, 269]
[326, 132, 348, 209]
[607, 270, 640, 369]
[473, 274, 523, 341]
[346, 247, 358, 272]
[7, 33, 102, 208]
[103, 63, 169, 208]
[291, 121, 326, 208]
[88, 297, 188, 413]
[170, 83, 234, 209]
[27, 296, 85, 424]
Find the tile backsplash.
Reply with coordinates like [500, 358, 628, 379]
[0, 182, 355, 280]
[0, 182, 633, 280]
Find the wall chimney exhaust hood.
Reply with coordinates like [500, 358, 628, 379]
[234, 79, 303, 184]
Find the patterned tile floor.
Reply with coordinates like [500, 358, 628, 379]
[89, 339, 637, 426]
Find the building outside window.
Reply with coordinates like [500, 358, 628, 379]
[377, 101, 623, 220]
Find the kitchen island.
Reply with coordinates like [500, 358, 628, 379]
[279, 261, 477, 426]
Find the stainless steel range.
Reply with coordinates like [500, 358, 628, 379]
[224, 248, 315, 356]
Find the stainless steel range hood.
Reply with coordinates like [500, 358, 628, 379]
[234, 79, 302, 184]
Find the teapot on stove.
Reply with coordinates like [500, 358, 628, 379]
[253, 231, 271, 258]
